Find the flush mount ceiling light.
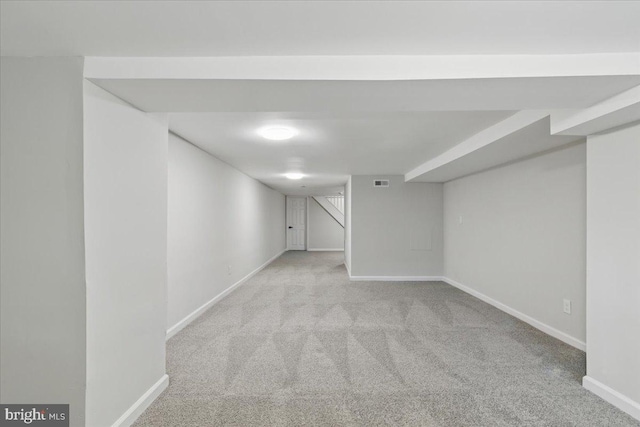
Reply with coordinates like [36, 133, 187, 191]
[284, 173, 304, 180]
[258, 126, 297, 141]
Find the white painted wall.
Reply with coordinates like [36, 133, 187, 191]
[443, 143, 587, 346]
[350, 176, 443, 277]
[0, 58, 87, 426]
[308, 197, 344, 250]
[167, 133, 286, 332]
[585, 123, 640, 418]
[345, 177, 352, 272]
[84, 81, 168, 426]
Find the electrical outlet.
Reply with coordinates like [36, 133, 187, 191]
[227, 265, 232, 275]
[563, 299, 571, 314]
[459, 215, 463, 224]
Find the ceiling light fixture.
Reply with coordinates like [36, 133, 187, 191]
[258, 126, 297, 141]
[284, 173, 304, 180]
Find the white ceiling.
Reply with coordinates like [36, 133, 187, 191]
[2, 1, 640, 57]
[94, 72, 639, 194]
[169, 111, 514, 195]
[3, 1, 639, 195]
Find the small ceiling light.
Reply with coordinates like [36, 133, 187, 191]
[285, 173, 304, 180]
[258, 126, 297, 141]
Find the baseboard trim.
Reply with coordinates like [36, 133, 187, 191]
[441, 276, 586, 351]
[307, 248, 345, 251]
[349, 275, 444, 282]
[111, 374, 169, 427]
[583, 376, 640, 421]
[166, 249, 286, 340]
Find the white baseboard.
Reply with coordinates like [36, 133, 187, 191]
[307, 248, 344, 251]
[111, 374, 169, 427]
[349, 275, 444, 282]
[344, 265, 439, 282]
[583, 376, 640, 421]
[166, 249, 286, 340]
[441, 276, 586, 351]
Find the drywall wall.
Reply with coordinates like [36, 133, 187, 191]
[345, 177, 352, 271]
[443, 143, 587, 346]
[585, 123, 640, 418]
[167, 133, 286, 332]
[84, 81, 168, 426]
[0, 57, 87, 426]
[350, 175, 443, 277]
[308, 197, 344, 250]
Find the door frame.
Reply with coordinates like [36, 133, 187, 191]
[286, 196, 307, 251]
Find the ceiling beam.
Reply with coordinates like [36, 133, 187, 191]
[551, 85, 640, 136]
[405, 111, 551, 182]
[84, 53, 640, 81]
[405, 84, 640, 183]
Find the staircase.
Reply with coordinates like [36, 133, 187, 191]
[312, 196, 344, 227]
[325, 195, 344, 214]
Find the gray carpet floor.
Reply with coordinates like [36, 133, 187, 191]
[134, 251, 639, 426]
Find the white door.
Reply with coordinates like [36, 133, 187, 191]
[287, 197, 306, 250]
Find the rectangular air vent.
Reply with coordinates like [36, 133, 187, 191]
[373, 179, 390, 188]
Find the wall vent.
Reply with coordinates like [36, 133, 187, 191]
[373, 179, 390, 188]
